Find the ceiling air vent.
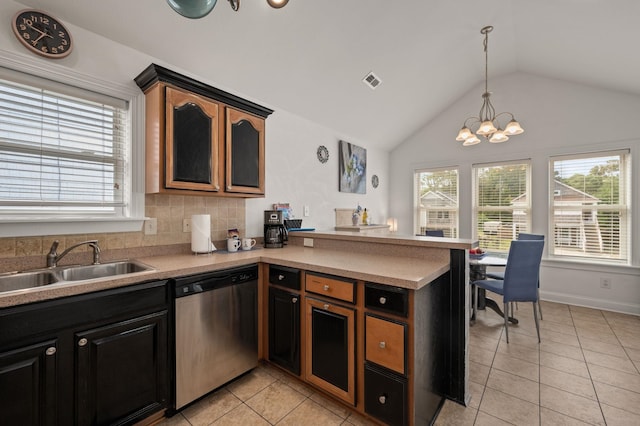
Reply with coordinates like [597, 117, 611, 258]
[362, 71, 381, 90]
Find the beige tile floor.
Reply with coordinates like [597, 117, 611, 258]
[160, 299, 640, 426]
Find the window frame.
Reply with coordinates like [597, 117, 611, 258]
[0, 53, 144, 237]
[548, 149, 631, 265]
[414, 166, 459, 238]
[472, 159, 532, 252]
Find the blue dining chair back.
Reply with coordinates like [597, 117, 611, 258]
[473, 239, 544, 343]
[425, 230, 444, 237]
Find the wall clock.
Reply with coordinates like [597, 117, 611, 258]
[317, 145, 329, 164]
[371, 174, 379, 188]
[12, 9, 73, 59]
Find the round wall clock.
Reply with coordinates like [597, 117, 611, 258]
[371, 174, 379, 188]
[12, 9, 73, 59]
[317, 145, 329, 163]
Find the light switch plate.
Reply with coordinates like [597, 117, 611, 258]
[304, 205, 310, 217]
[144, 218, 157, 235]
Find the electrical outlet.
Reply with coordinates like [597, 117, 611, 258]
[144, 218, 157, 235]
[303, 238, 314, 247]
[304, 205, 310, 217]
[183, 218, 191, 233]
[600, 277, 612, 289]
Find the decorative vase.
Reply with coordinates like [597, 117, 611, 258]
[352, 213, 359, 226]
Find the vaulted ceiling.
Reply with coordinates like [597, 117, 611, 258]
[18, 0, 640, 151]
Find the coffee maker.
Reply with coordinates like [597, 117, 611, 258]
[264, 210, 287, 248]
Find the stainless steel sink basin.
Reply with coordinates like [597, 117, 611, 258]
[59, 260, 153, 281]
[0, 270, 59, 293]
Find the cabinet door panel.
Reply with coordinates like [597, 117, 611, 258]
[0, 340, 57, 426]
[165, 87, 220, 192]
[268, 287, 300, 375]
[75, 311, 168, 426]
[305, 298, 355, 405]
[226, 108, 265, 194]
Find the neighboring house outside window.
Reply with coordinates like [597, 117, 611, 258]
[549, 150, 631, 264]
[472, 160, 531, 251]
[414, 167, 458, 237]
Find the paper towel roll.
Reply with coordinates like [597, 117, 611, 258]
[191, 214, 213, 253]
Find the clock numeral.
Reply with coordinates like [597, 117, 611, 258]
[19, 24, 27, 31]
[22, 32, 31, 40]
[57, 45, 66, 52]
[41, 17, 49, 25]
[41, 46, 49, 53]
[22, 18, 33, 26]
[59, 31, 67, 39]
[52, 47, 58, 54]
[31, 40, 39, 47]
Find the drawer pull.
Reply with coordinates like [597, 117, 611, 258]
[378, 395, 387, 405]
[323, 303, 330, 310]
[45, 347, 56, 356]
[379, 341, 386, 349]
[379, 296, 387, 305]
[78, 338, 88, 347]
[292, 297, 298, 304]
[323, 284, 330, 291]
[278, 274, 285, 281]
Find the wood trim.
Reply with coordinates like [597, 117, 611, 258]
[144, 84, 163, 194]
[225, 107, 265, 194]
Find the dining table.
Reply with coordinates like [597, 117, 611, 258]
[469, 253, 519, 324]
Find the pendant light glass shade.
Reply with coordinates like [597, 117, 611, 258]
[456, 127, 472, 142]
[477, 120, 497, 136]
[489, 129, 509, 143]
[167, 0, 217, 19]
[463, 135, 481, 146]
[267, 0, 289, 8]
[504, 119, 524, 135]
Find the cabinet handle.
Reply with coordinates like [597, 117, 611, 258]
[378, 395, 387, 405]
[45, 347, 56, 356]
[379, 296, 387, 305]
[379, 341, 386, 349]
[323, 284, 330, 291]
[278, 274, 285, 281]
[323, 303, 330, 310]
[292, 297, 298, 303]
[78, 338, 88, 347]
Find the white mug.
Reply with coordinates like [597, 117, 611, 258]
[242, 238, 257, 251]
[227, 238, 241, 252]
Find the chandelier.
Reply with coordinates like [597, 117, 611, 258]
[167, 0, 289, 18]
[456, 26, 524, 146]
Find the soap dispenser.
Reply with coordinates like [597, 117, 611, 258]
[361, 208, 368, 225]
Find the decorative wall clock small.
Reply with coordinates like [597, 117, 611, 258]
[371, 174, 379, 188]
[12, 9, 73, 59]
[317, 145, 329, 164]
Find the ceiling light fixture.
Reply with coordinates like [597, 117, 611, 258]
[167, 0, 242, 18]
[456, 26, 524, 146]
[267, 0, 289, 8]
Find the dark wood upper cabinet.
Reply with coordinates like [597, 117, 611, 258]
[135, 64, 273, 197]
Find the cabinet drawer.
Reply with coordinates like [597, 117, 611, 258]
[365, 314, 407, 375]
[305, 273, 355, 304]
[365, 283, 408, 317]
[269, 265, 301, 290]
[364, 364, 407, 426]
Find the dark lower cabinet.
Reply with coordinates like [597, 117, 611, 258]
[268, 287, 300, 375]
[75, 311, 168, 426]
[364, 364, 408, 426]
[0, 280, 169, 426]
[0, 339, 57, 426]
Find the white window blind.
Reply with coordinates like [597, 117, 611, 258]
[549, 150, 631, 264]
[473, 160, 531, 251]
[415, 167, 459, 237]
[0, 75, 129, 216]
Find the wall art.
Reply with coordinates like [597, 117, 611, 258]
[338, 140, 366, 194]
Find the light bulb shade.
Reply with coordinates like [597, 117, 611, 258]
[505, 119, 524, 135]
[456, 127, 472, 142]
[267, 0, 289, 8]
[477, 120, 497, 136]
[167, 0, 217, 18]
[489, 129, 509, 143]
[463, 135, 481, 146]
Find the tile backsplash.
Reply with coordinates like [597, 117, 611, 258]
[0, 194, 246, 260]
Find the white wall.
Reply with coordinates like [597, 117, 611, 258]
[1, 1, 390, 241]
[389, 72, 640, 315]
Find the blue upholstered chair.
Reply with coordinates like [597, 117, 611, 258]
[472, 240, 545, 343]
[486, 233, 545, 319]
[425, 230, 444, 237]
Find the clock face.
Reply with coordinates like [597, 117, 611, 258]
[12, 9, 73, 59]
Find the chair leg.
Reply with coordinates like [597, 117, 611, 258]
[533, 302, 541, 343]
[537, 288, 543, 320]
[473, 284, 478, 325]
[503, 302, 509, 343]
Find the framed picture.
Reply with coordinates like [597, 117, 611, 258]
[338, 140, 366, 194]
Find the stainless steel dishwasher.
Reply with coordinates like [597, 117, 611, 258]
[173, 264, 258, 410]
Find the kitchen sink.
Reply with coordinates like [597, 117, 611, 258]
[0, 270, 59, 293]
[59, 260, 153, 281]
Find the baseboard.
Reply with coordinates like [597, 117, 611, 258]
[540, 290, 640, 316]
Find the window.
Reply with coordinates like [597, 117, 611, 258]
[549, 150, 631, 264]
[473, 160, 531, 251]
[415, 167, 458, 237]
[0, 61, 146, 237]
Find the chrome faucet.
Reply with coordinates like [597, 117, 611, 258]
[46, 240, 101, 267]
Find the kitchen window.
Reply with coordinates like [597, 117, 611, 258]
[549, 150, 631, 264]
[414, 167, 458, 237]
[472, 160, 531, 251]
[0, 65, 144, 237]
